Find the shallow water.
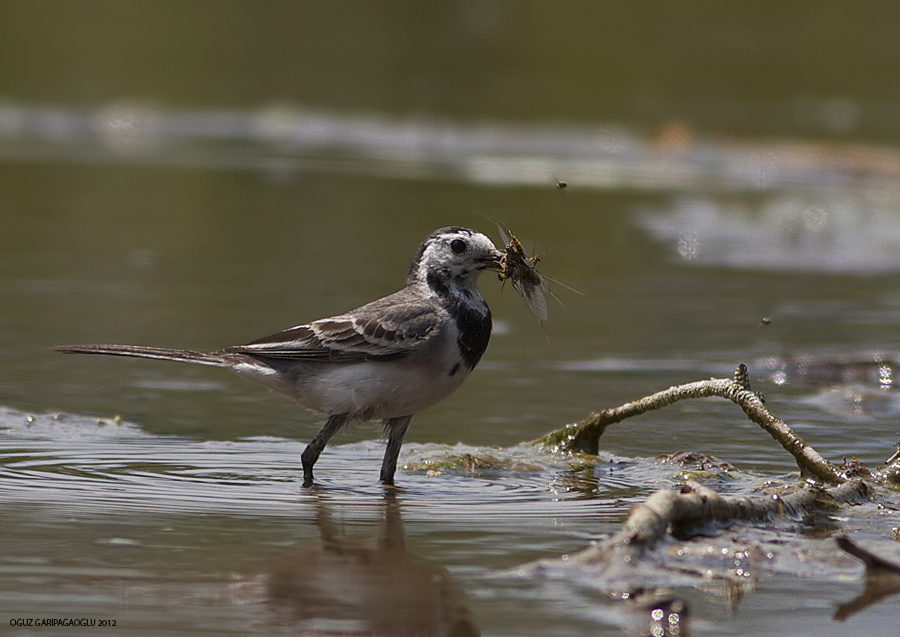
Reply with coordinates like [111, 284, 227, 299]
[5, 5, 900, 634]
[2, 403, 899, 636]
[5, 118, 900, 634]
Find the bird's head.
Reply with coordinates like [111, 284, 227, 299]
[407, 227, 503, 292]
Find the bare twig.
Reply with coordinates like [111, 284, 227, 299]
[563, 479, 871, 570]
[532, 364, 845, 484]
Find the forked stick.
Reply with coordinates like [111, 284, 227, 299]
[533, 364, 845, 484]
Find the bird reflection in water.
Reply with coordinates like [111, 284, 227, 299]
[261, 491, 479, 637]
[833, 535, 900, 621]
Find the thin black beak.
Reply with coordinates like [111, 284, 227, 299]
[480, 249, 504, 272]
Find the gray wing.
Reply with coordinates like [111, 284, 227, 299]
[225, 290, 440, 363]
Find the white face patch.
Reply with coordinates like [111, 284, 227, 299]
[411, 229, 501, 287]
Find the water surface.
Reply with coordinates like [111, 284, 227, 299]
[3, 5, 900, 635]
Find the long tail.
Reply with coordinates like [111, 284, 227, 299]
[55, 344, 228, 367]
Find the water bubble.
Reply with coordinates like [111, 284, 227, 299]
[677, 234, 699, 260]
[879, 365, 892, 389]
[803, 206, 828, 233]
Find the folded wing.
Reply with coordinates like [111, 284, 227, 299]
[226, 293, 439, 363]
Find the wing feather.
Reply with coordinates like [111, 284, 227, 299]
[225, 290, 440, 363]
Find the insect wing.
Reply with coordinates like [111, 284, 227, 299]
[493, 220, 552, 320]
[495, 222, 512, 248]
[513, 273, 549, 321]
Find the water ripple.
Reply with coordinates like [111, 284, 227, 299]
[0, 407, 636, 526]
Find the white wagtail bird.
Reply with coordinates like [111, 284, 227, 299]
[57, 227, 506, 487]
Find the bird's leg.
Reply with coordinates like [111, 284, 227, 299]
[301, 413, 349, 487]
[380, 415, 412, 486]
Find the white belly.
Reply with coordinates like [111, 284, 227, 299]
[232, 347, 472, 421]
[298, 359, 471, 419]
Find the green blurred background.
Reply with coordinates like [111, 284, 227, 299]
[3, 2, 899, 138]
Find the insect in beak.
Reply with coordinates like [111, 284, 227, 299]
[474, 211, 581, 322]
[495, 224, 551, 322]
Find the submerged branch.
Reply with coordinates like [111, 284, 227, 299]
[533, 364, 845, 484]
[565, 479, 871, 570]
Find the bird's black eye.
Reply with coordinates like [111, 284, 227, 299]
[450, 239, 467, 254]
